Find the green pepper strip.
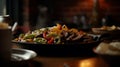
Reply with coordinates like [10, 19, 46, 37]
[54, 36, 61, 44]
[34, 37, 47, 44]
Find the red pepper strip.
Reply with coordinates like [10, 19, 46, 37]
[43, 32, 51, 40]
[48, 37, 54, 44]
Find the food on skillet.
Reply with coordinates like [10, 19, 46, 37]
[94, 41, 120, 55]
[92, 25, 120, 34]
[100, 25, 120, 31]
[13, 24, 96, 44]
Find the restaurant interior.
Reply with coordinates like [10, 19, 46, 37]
[0, 0, 120, 67]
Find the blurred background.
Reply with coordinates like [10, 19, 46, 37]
[4, 0, 120, 31]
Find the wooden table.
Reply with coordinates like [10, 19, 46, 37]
[32, 56, 109, 67]
[12, 44, 119, 67]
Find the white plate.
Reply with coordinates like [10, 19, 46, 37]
[11, 48, 37, 61]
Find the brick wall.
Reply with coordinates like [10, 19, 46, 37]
[27, 0, 120, 26]
[52, 0, 114, 22]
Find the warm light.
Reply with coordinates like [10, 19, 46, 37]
[80, 61, 92, 67]
[78, 58, 96, 67]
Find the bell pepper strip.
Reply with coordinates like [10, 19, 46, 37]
[34, 37, 47, 44]
[47, 37, 54, 44]
[26, 39, 33, 42]
[46, 32, 58, 38]
[54, 36, 61, 44]
[62, 25, 68, 31]
[24, 34, 35, 39]
[19, 34, 25, 38]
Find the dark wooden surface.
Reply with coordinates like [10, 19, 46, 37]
[12, 44, 120, 67]
[32, 56, 108, 67]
